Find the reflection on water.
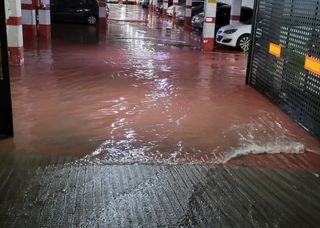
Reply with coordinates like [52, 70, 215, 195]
[1, 5, 319, 168]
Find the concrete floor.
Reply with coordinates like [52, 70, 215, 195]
[1, 4, 320, 227]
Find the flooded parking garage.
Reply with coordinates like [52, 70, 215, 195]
[1, 4, 320, 227]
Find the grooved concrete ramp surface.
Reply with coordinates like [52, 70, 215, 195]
[0, 154, 319, 227]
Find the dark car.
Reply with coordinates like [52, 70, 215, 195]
[156, 0, 173, 12]
[177, 1, 204, 21]
[141, 0, 149, 8]
[191, 4, 253, 30]
[51, 0, 100, 25]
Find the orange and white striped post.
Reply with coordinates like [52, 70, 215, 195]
[38, 0, 50, 39]
[163, 0, 168, 16]
[202, 0, 217, 51]
[173, 0, 178, 25]
[6, 0, 24, 65]
[21, 0, 37, 38]
[184, 0, 192, 27]
[230, 0, 242, 25]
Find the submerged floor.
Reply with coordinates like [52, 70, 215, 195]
[1, 4, 320, 227]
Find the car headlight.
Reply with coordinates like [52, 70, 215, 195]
[224, 29, 238, 34]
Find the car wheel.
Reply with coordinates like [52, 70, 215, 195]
[87, 15, 97, 25]
[237, 34, 251, 52]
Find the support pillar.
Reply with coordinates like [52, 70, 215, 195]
[5, 0, 24, 65]
[21, 0, 37, 38]
[38, 0, 51, 39]
[153, 0, 157, 12]
[98, 0, 106, 26]
[173, 0, 178, 25]
[163, 0, 168, 16]
[230, 0, 242, 25]
[202, 0, 217, 52]
[184, 0, 192, 27]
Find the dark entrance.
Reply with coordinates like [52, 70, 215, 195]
[247, 0, 320, 139]
[0, 1, 13, 137]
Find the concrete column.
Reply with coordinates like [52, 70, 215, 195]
[38, 0, 51, 39]
[202, 0, 217, 51]
[150, 0, 153, 11]
[230, 0, 242, 25]
[173, 0, 179, 24]
[163, 0, 168, 16]
[184, 0, 192, 27]
[5, 0, 24, 65]
[153, 0, 157, 12]
[98, 0, 106, 26]
[21, 0, 37, 38]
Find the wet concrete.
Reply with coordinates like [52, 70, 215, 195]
[1, 155, 320, 227]
[0, 5, 320, 226]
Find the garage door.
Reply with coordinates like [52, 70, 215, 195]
[0, 0, 13, 137]
[247, 0, 320, 138]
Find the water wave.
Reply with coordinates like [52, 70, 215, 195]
[78, 115, 307, 165]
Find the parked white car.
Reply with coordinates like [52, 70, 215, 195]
[167, 5, 183, 16]
[216, 20, 252, 52]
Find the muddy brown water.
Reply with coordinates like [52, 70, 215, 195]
[1, 5, 320, 170]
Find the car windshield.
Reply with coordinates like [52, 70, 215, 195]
[243, 19, 252, 25]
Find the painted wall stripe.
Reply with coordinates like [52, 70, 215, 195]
[39, 10, 50, 25]
[98, 0, 106, 7]
[205, 17, 216, 23]
[99, 7, 106, 18]
[7, 17, 23, 25]
[203, 24, 215, 38]
[230, 15, 241, 20]
[7, 26, 24, 47]
[186, 8, 192, 17]
[21, 3, 34, 10]
[22, 9, 36, 25]
[21, 0, 32, 4]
